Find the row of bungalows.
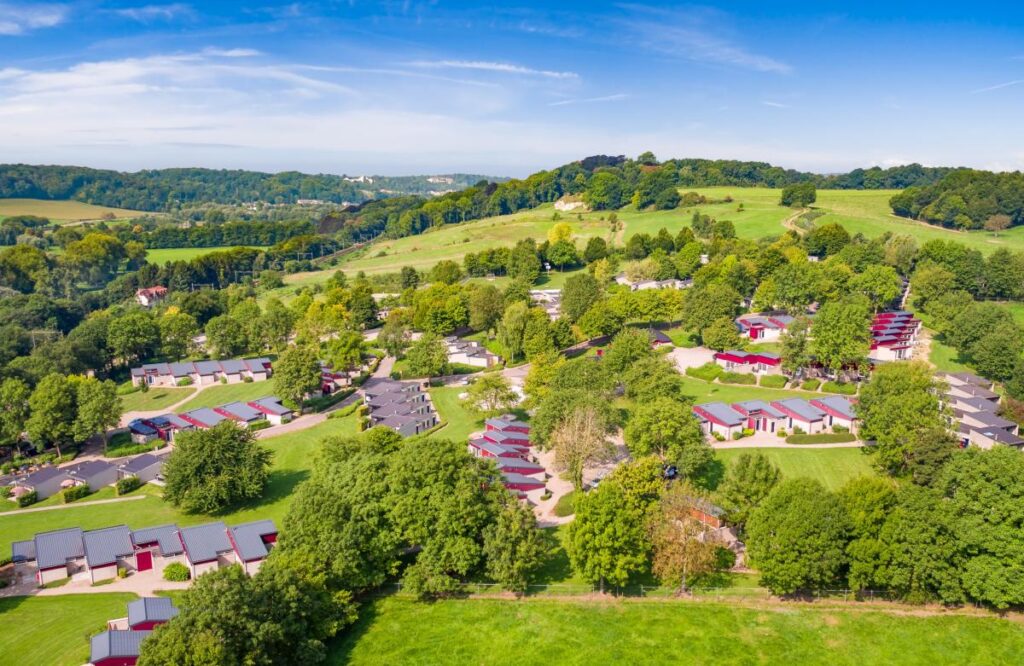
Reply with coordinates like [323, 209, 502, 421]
[128, 397, 294, 443]
[8, 456, 164, 502]
[361, 378, 439, 437]
[130, 357, 272, 388]
[735, 313, 795, 342]
[92, 598, 179, 666]
[939, 372, 1024, 449]
[444, 336, 502, 368]
[12, 519, 277, 586]
[693, 396, 858, 438]
[614, 275, 694, 291]
[529, 289, 562, 320]
[467, 415, 546, 497]
[868, 311, 921, 362]
[713, 350, 783, 375]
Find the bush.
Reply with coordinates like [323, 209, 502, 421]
[741, 428, 755, 437]
[116, 476, 141, 496]
[786, 433, 857, 444]
[248, 420, 272, 432]
[116, 566, 127, 579]
[715, 546, 737, 570]
[685, 362, 723, 382]
[139, 382, 149, 393]
[777, 428, 788, 438]
[833, 425, 849, 433]
[0, 485, 9, 499]
[821, 380, 857, 395]
[800, 379, 820, 391]
[163, 562, 190, 582]
[220, 376, 228, 384]
[712, 432, 725, 441]
[177, 377, 194, 387]
[390, 371, 401, 380]
[117, 383, 140, 395]
[243, 376, 254, 383]
[16, 490, 37, 507]
[62, 484, 91, 503]
[758, 374, 788, 388]
[732, 431, 744, 440]
[719, 371, 756, 385]
[792, 426, 806, 435]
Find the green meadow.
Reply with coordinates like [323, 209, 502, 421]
[0, 198, 150, 223]
[145, 246, 269, 264]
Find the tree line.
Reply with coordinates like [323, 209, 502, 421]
[890, 169, 1024, 230]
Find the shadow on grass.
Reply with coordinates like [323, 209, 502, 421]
[205, 468, 309, 517]
[323, 593, 385, 665]
[696, 458, 726, 491]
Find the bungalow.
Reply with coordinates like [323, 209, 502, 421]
[614, 275, 693, 291]
[179, 407, 228, 430]
[376, 413, 438, 437]
[362, 378, 438, 437]
[228, 520, 278, 575]
[945, 383, 999, 402]
[145, 413, 195, 443]
[218, 359, 249, 384]
[938, 371, 993, 390]
[771, 398, 827, 434]
[713, 350, 782, 375]
[445, 336, 501, 368]
[468, 438, 525, 459]
[214, 401, 267, 426]
[501, 472, 546, 494]
[649, 329, 672, 348]
[82, 525, 137, 583]
[11, 466, 68, 501]
[949, 395, 1002, 414]
[130, 524, 185, 573]
[692, 402, 745, 438]
[962, 425, 1024, 450]
[90, 630, 151, 666]
[485, 415, 530, 434]
[482, 428, 531, 449]
[127, 419, 159, 444]
[731, 400, 786, 434]
[735, 313, 794, 342]
[689, 497, 726, 529]
[130, 357, 273, 387]
[33, 527, 85, 585]
[248, 397, 294, 425]
[809, 396, 859, 432]
[494, 457, 545, 477]
[244, 357, 273, 382]
[127, 597, 179, 631]
[65, 460, 117, 491]
[117, 454, 166, 484]
[10, 540, 35, 564]
[868, 311, 920, 361]
[178, 522, 236, 578]
[959, 409, 1019, 434]
[135, 286, 167, 308]
[193, 360, 222, 386]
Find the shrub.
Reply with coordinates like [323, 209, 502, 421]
[177, 377, 194, 387]
[822, 380, 857, 395]
[390, 371, 401, 380]
[248, 420, 272, 432]
[759, 374, 788, 388]
[719, 371, 756, 385]
[220, 376, 228, 384]
[800, 379, 820, 391]
[792, 426, 806, 435]
[741, 428, 755, 437]
[116, 566, 127, 579]
[540, 491, 553, 501]
[139, 382, 149, 393]
[786, 433, 857, 444]
[62, 484, 91, 503]
[16, 490, 36, 507]
[117, 383, 140, 395]
[732, 431, 744, 440]
[833, 425, 849, 433]
[243, 376, 254, 383]
[685, 362, 723, 382]
[777, 429, 788, 438]
[712, 432, 725, 441]
[715, 547, 737, 570]
[163, 562, 190, 582]
[0, 485, 10, 499]
[116, 476, 141, 496]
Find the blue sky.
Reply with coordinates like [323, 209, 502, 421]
[2, 1, 1024, 176]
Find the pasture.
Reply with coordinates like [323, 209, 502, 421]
[145, 246, 269, 264]
[0, 198, 149, 223]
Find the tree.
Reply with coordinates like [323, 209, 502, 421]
[984, 213, 1011, 235]
[566, 480, 649, 590]
[601, 328, 653, 376]
[551, 405, 615, 491]
[905, 427, 959, 487]
[805, 222, 850, 257]
[810, 299, 871, 374]
[522, 351, 565, 407]
[850, 265, 903, 312]
[624, 397, 711, 476]
[468, 285, 504, 335]
[0, 377, 31, 454]
[583, 172, 626, 211]
[701, 316, 741, 351]
[546, 239, 579, 270]
[838, 476, 897, 591]
[430, 260, 462, 285]
[547, 221, 573, 244]
[583, 236, 608, 263]
[482, 499, 548, 594]
[163, 422, 272, 513]
[400, 265, 420, 289]
[715, 452, 780, 532]
[910, 264, 956, 309]
[323, 330, 364, 371]
[780, 315, 811, 375]
[74, 377, 121, 451]
[857, 361, 946, 475]
[497, 301, 530, 362]
[205, 314, 248, 358]
[746, 478, 850, 595]
[159, 311, 199, 360]
[577, 298, 626, 339]
[25, 373, 77, 456]
[405, 332, 449, 377]
[273, 345, 322, 406]
[780, 182, 816, 207]
[507, 239, 541, 283]
[378, 315, 411, 358]
[558, 273, 601, 324]
[682, 284, 740, 333]
[969, 322, 1024, 382]
[464, 373, 517, 416]
[107, 311, 160, 366]
[649, 483, 721, 593]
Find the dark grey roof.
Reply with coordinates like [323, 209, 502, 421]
[217, 401, 264, 422]
[733, 400, 785, 419]
[34, 527, 84, 569]
[811, 396, 857, 419]
[967, 410, 1017, 430]
[972, 427, 1024, 447]
[118, 453, 164, 475]
[773, 398, 826, 422]
[128, 597, 179, 627]
[183, 407, 227, 427]
[128, 419, 158, 436]
[219, 359, 247, 374]
[193, 360, 221, 375]
[66, 460, 115, 480]
[495, 457, 544, 473]
[245, 357, 272, 372]
[168, 362, 194, 377]
[82, 525, 135, 567]
[11, 540, 35, 563]
[501, 472, 545, 486]
[149, 413, 193, 429]
[484, 430, 527, 444]
[694, 402, 744, 427]
[469, 439, 517, 457]
[131, 524, 184, 556]
[486, 416, 530, 431]
[18, 466, 67, 487]
[249, 396, 292, 416]
[941, 371, 990, 387]
[229, 520, 277, 561]
[90, 630, 151, 661]
[179, 522, 232, 563]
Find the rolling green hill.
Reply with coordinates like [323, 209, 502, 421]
[0, 198, 150, 223]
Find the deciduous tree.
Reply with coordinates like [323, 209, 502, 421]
[566, 480, 649, 590]
[464, 373, 518, 416]
[716, 452, 781, 532]
[649, 483, 721, 593]
[551, 405, 615, 491]
[274, 345, 322, 406]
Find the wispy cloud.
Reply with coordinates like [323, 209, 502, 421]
[0, 2, 67, 35]
[971, 79, 1024, 94]
[406, 59, 578, 80]
[202, 47, 261, 58]
[761, 100, 791, 108]
[114, 3, 193, 23]
[549, 93, 628, 107]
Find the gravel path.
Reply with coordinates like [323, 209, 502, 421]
[3, 495, 147, 515]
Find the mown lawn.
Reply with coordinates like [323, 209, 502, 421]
[428, 385, 486, 442]
[119, 386, 195, 412]
[0, 414, 359, 557]
[328, 596, 1024, 665]
[145, 246, 269, 264]
[715, 447, 875, 492]
[176, 380, 277, 411]
[929, 334, 973, 373]
[0, 593, 140, 666]
[679, 375, 819, 404]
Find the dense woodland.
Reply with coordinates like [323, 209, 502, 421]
[890, 169, 1024, 230]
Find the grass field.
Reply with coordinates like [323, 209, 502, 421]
[328, 596, 1024, 665]
[429, 385, 487, 442]
[145, 246, 269, 264]
[119, 386, 195, 412]
[176, 380, 277, 411]
[679, 375, 821, 404]
[0, 413, 359, 557]
[0, 593, 140, 666]
[0, 198, 150, 223]
[716, 447, 875, 492]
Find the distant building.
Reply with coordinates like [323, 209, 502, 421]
[135, 286, 167, 308]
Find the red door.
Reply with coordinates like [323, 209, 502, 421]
[136, 549, 153, 571]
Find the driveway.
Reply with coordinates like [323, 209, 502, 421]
[669, 346, 715, 373]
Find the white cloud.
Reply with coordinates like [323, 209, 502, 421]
[114, 3, 192, 23]
[971, 79, 1024, 94]
[761, 100, 790, 108]
[548, 93, 628, 107]
[202, 47, 262, 58]
[406, 59, 578, 80]
[0, 2, 67, 35]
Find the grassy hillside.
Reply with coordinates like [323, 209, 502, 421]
[145, 246, 270, 264]
[0, 198, 149, 223]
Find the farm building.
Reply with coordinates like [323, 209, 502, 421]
[135, 286, 167, 308]
[713, 350, 782, 375]
[735, 313, 795, 341]
[130, 357, 271, 387]
[90, 630, 151, 666]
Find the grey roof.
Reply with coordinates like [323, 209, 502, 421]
[193, 360, 221, 375]
[694, 402, 745, 427]
[249, 396, 292, 416]
[149, 413, 193, 430]
[179, 522, 232, 563]
[34, 527, 84, 569]
[940, 371, 990, 387]
[91, 631, 151, 662]
[362, 378, 412, 396]
[485, 416, 530, 431]
[17, 465, 67, 487]
[218, 359, 247, 374]
[128, 597, 179, 627]
[245, 357, 272, 372]
[131, 524, 184, 556]
[956, 397, 1001, 413]
[11, 540, 35, 563]
[119, 453, 164, 475]
[495, 457, 544, 473]
[649, 329, 672, 344]
[484, 430, 528, 444]
[217, 401, 265, 422]
[690, 496, 726, 518]
[470, 439, 518, 457]
[128, 419, 158, 436]
[773, 398, 826, 422]
[168, 362, 194, 377]
[377, 414, 419, 429]
[82, 525, 135, 567]
[811, 396, 857, 420]
[952, 384, 1000, 400]
[501, 472, 545, 486]
[733, 400, 785, 419]
[971, 427, 1024, 447]
[66, 460, 115, 481]
[229, 520, 277, 561]
[183, 407, 227, 427]
[967, 410, 1017, 430]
